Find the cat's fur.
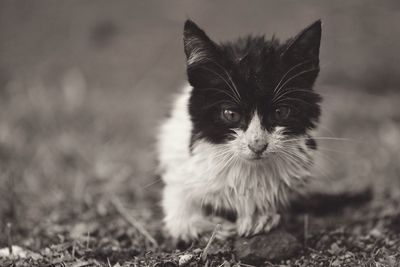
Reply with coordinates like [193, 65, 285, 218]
[157, 20, 322, 241]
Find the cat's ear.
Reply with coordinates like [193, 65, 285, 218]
[183, 20, 218, 67]
[282, 20, 321, 61]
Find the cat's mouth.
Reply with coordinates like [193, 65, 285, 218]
[241, 152, 268, 161]
[251, 154, 264, 160]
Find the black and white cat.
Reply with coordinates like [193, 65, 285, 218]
[157, 20, 322, 241]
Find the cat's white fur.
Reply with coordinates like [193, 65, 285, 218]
[157, 84, 314, 241]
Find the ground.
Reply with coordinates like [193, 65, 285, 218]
[0, 1, 400, 266]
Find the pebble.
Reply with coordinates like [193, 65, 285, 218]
[234, 229, 301, 265]
[178, 254, 193, 266]
[328, 243, 341, 255]
[192, 248, 203, 254]
[369, 228, 383, 238]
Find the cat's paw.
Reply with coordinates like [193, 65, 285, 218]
[207, 216, 237, 240]
[237, 213, 281, 237]
[166, 214, 217, 243]
[253, 213, 281, 234]
[165, 218, 200, 242]
[167, 224, 199, 243]
[215, 221, 237, 240]
[237, 217, 254, 237]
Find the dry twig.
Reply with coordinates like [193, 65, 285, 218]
[111, 196, 158, 247]
[201, 224, 221, 261]
[6, 223, 12, 255]
[304, 213, 309, 247]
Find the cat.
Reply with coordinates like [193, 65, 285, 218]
[157, 19, 322, 242]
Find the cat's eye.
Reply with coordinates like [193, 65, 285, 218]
[273, 106, 291, 120]
[222, 109, 241, 123]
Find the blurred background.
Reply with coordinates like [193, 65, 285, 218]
[0, 0, 399, 249]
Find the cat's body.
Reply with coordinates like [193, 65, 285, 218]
[157, 20, 322, 241]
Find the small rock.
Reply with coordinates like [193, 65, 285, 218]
[331, 259, 341, 266]
[328, 243, 341, 255]
[234, 229, 301, 265]
[178, 254, 193, 266]
[192, 248, 202, 254]
[369, 228, 383, 238]
[310, 253, 317, 259]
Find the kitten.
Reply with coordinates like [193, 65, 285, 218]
[157, 19, 322, 241]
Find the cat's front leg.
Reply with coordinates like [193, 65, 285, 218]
[236, 200, 257, 236]
[207, 216, 237, 240]
[162, 184, 213, 242]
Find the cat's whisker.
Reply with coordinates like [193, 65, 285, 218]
[307, 160, 333, 181]
[213, 151, 232, 161]
[314, 147, 353, 155]
[274, 97, 317, 107]
[280, 151, 315, 174]
[276, 152, 299, 169]
[277, 149, 307, 168]
[211, 156, 231, 169]
[212, 149, 234, 163]
[279, 143, 313, 159]
[273, 60, 312, 94]
[273, 62, 328, 100]
[312, 151, 340, 168]
[281, 137, 358, 143]
[202, 88, 241, 105]
[199, 66, 241, 103]
[203, 99, 238, 109]
[208, 59, 241, 101]
[272, 88, 332, 104]
[272, 87, 319, 103]
[279, 145, 340, 167]
[316, 125, 337, 137]
[219, 155, 237, 173]
[278, 142, 351, 166]
[272, 87, 310, 103]
[274, 67, 320, 99]
[141, 178, 163, 190]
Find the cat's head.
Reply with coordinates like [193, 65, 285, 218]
[184, 20, 322, 161]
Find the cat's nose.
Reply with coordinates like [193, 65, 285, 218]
[248, 142, 268, 154]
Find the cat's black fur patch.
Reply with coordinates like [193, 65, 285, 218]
[202, 203, 237, 223]
[305, 137, 317, 150]
[289, 187, 373, 215]
[183, 20, 322, 145]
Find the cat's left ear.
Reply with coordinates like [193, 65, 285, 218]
[183, 20, 219, 67]
[282, 20, 322, 61]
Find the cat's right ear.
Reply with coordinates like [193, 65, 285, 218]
[281, 20, 321, 63]
[183, 20, 218, 67]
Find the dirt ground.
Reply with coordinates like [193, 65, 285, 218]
[0, 1, 400, 266]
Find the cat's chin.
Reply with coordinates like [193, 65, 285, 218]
[240, 154, 269, 162]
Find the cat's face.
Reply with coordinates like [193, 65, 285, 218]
[185, 20, 322, 161]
